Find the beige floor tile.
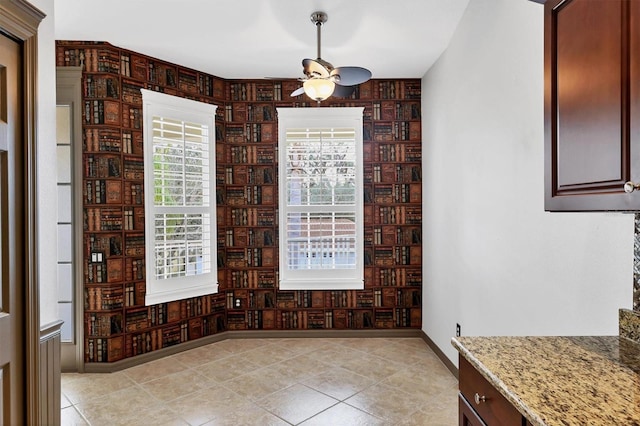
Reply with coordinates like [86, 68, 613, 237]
[382, 363, 458, 399]
[200, 399, 290, 426]
[335, 337, 396, 353]
[257, 383, 339, 424]
[62, 337, 459, 425]
[75, 385, 161, 425]
[239, 343, 297, 367]
[61, 371, 136, 404]
[166, 384, 251, 426]
[398, 406, 458, 426]
[277, 337, 337, 355]
[302, 366, 376, 401]
[409, 351, 454, 376]
[419, 387, 459, 418]
[268, 353, 334, 381]
[344, 381, 426, 423]
[125, 406, 189, 426]
[372, 340, 437, 365]
[61, 392, 72, 410]
[61, 372, 83, 383]
[214, 337, 274, 354]
[339, 351, 406, 381]
[169, 340, 234, 367]
[60, 406, 89, 426]
[300, 402, 387, 426]
[306, 343, 364, 366]
[395, 337, 431, 349]
[140, 368, 214, 402]
[223, 365, 297, 401]
[165, 386, 246, 425]
[198, 354, 261, 382]
[123, 355, 189, 384]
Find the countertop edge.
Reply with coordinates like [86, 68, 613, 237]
[451, 337, 547, 426]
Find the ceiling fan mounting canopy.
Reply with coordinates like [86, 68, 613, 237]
[310, 11, 328, 26]
[292, 11, 372, 102]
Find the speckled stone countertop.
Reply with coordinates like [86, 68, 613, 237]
[452, 336, 640, 426]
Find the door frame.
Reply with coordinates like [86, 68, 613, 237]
[56, 66, 84, 372]
[0, 0, 44, 424]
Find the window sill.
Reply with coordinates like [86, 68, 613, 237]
[145, 283, 219, 306]
[279, 279, 364, 291]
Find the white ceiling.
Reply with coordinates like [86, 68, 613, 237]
[54, 0, 469, 80]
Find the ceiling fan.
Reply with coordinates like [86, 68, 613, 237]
[291, 11, 372, 102]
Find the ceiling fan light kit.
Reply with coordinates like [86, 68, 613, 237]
[303, 78, 335, 101]
[295, 11, 372, 103]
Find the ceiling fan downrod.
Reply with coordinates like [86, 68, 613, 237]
[310, 11, 328, 60]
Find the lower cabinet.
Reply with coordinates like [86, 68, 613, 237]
[458, 356, 526, 426]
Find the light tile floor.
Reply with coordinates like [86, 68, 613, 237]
[61, 337, 458, 425]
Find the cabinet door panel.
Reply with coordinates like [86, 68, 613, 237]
[556, 0, 623, 187]
[544, 0, 640, 210]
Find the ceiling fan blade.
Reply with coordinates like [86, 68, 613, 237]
[331, 85, 355, 98]
[330, 66, 372, 86]
[290, 86, 305, 97]
[302, 58, 330, 78]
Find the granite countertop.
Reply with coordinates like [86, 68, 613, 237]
[452, 336, 640, 426]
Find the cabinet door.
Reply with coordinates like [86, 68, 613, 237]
[544, 0, 640, 211]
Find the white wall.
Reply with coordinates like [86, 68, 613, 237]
[29, 0, 59, 327]
[421, 0, 634, 365]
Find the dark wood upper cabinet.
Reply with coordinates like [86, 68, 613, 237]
[545, 0, 640, 211]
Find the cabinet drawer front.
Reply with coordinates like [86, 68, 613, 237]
[459, 392, 487, 426]
[459, 357, 523, 425]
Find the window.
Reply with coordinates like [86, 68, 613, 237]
[142, 89, 218, 305]
[277, 107, 364, 290]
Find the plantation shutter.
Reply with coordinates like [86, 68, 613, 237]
[152, 116, 212, 279]
[278, 108, 364, 290]
[142, 89, 218, 305]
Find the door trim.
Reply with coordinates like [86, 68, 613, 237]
[0, 0, 43, 40]
[56, 66, 84, 372]
[0, 1, 44, 424]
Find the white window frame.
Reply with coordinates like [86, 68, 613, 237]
[142, 89, 218, 305]
[277, 107, 364, 290]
